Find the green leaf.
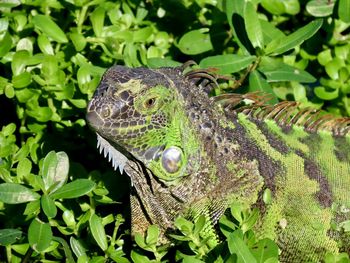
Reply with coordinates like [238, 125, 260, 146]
[134, 232, 147, 248]
[11, 50, 30, 76]
[4, 85, 15, 99]
[193, 215, 206, 235]
[37, 34, 54, 55]
[182, 256, 205, 263]
[70, 32, 86, 51]
[133, 27, 153, 42]
[248, 70, 277, 104]
[177, 29, 213, 55]
[32, 15, 68, 43]
[63, 210, 76, 227]
[2, 122, 16, 136]
[42, 151, 69, 194]
[318, 49, 333, 66]
[50, 179, 95, 199]
[41, 55, 60, 85]
[219, 214, 237, 238]
[131, 250, 153, 263]
[199, 54, 256, 74]
[228, 230, 257, 263]
[28, 218, 53, 252]
[283, 0, 300, 15]
[262, 188, 273, 204]
[314, 86, 339, 100]
[0, 32, 12, 58]
[12, 72, 32, 88]
[174, 216, 193, 235]
[26, 106, 53, 122]
[0, 183, 40, 204]
[339, 0, 350, 22]
[265, 19, 323, 56]
[0, 0, 20, 8]
[146, 225, 159, 244]
[259, 57, 316, 83]
[147, 57, 182, 68]
[41, 194, 57, 218]
[90, 6, 105, 37]
[325, 57, 345, 80]
[260, 20, 285, 45]
[251, 238, 279, 263]
[244, 2, 264, 49]
[77, 66, 92, 93]
[70, 237, 87, 258]
[261, 0, 285, 15]
[335, 45, 350, 61]
[52, 237, 75, 263]
[0, 229, 22, 245]
[17, 157, 32, 179]
[339, 220, 350, 232]
[230, 202, 243, 223]
[89, 214, 108, 251]
[306, 0, 335, 17]
[224, 0, 252, 54]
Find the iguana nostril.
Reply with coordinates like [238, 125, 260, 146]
[101, 105, 111, 118]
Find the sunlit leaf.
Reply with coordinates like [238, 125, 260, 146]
[17, 157, 32, 179]
[261, 0, 285, 15]
[42, 151, 69, 194]
[306, 0, 335, 17]
[265, 19, 323, 56]
[228, 230, 257, 263]
[339, 0, 350, 22]
[0, 183, 40, 204]
[50, 179, 95, 199]
[251, 238, 279, 263]
[32, 15, 68, 43]
[314, 86, 339, 100]
[90, 6, 105, 37]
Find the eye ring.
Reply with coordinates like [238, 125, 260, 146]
[145, 97, 156, 108]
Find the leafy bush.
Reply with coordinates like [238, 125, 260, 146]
[0, 0, 350, 262]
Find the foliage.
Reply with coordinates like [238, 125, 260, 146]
[0, 0, 350, 261]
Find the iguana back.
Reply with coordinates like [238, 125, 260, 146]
[86, 64, 350, 262]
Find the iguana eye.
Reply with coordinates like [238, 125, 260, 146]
[161, 146, 183, 174]
[144, 97, 156, 108]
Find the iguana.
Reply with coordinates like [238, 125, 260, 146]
[86, 63, 350, 262]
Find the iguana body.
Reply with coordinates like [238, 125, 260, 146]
[86, 64, 350, 262]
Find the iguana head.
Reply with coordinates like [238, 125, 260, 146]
[86, 65, 202, 183]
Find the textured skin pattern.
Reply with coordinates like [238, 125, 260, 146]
[86, 65, 350, 262]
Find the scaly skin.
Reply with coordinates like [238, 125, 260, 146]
[86, 64, 350, 262]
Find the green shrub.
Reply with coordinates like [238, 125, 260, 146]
[1, 0, 350, 262]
